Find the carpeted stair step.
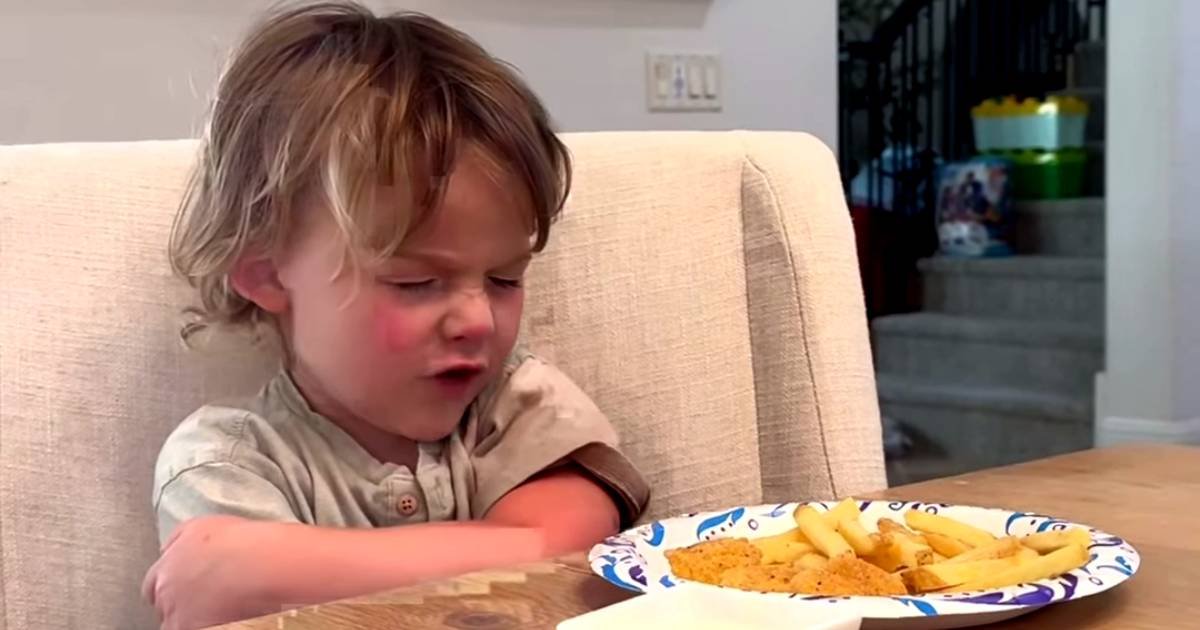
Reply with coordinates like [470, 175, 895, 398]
[878, 375, 1094, 484]
[919, 255, 1103, 323]
[871, 313, 1103, 397]
[1015, 197, 1104, 257]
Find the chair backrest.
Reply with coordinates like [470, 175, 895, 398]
[0, 131, 884, 630]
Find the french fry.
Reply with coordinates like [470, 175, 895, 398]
[837, 517, 878, 556]
[943, 537, 1022, 565]
[794, 506, 853, 559]
[753, 528, 811, 552]
[905, 509, 995, 548]
[752, 538, 817, 565]
[870, 533, 933, 571]
[794, 553, 829, 571]
[894, 534, 935, 568]
[759, 526, 810, 544]
[867, 535, 906, 572]
[877, 518, 914, 536]
[820, 498, 862, 526]
[1022, 528, 1091, 554]
[957, 544, 1089, 591]
[925, 532, 972, 558]
[878, 518, 931, 545]
[901, 556, 1029, 593]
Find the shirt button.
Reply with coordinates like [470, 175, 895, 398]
[398, 493, 420, 516]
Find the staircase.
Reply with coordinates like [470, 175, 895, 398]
[878, 41, 1107, 485]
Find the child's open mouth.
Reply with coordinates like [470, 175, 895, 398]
[437, 367, 482, 381]
[429, 365, 485, 397]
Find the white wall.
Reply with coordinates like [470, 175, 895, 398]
[0, 0, 837, 147]
[1169, 0, 1200, 424]
[1099, 0, 1200, 444]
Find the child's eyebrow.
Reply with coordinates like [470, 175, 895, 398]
[494, 252, 533, 269]
[395, 250, 532, 270]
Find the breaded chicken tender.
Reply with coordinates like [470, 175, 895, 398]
[665, 538, 762, 584]
[790, 556, 908, 596]
[717, 564, 800, 593]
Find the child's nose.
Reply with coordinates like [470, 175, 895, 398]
[442, 290, 495, 341]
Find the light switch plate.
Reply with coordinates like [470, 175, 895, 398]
[646, 51, 722, 112]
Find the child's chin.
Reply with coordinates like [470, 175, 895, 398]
[395, 415, 464, 443]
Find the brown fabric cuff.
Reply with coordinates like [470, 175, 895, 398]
[572, 442, 650, 528]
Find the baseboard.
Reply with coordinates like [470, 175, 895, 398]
[1096, 415, 1200, 446]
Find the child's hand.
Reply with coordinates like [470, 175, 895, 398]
[142, 515, 286, 630]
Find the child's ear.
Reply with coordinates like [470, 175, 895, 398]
[229, 256, 289, 314]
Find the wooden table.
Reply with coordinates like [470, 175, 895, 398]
[218, 444, 1198, 629]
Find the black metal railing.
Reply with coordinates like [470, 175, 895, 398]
[839, 0, 1105, 315]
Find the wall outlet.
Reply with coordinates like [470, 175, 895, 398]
[646, 51, 721, 112]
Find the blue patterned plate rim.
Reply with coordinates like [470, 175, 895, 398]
[588, 500, 1140, 620]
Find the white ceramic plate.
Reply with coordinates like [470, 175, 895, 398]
[589, 500, 1139, 629]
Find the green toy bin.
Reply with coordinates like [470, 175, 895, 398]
[990, 149, 1087, 199]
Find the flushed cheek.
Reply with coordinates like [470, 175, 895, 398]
[490, 293, 524, 352]
[371, 301, 432, 355]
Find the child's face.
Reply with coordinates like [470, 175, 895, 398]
[274, 149, 532, 443]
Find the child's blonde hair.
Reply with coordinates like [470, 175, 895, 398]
[170, 2, 571, 342]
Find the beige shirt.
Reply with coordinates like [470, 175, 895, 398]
[152, 353, 648, 546]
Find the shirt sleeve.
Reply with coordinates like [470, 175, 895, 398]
[152, 407, 302, 547]
[468, 357, 650, 527]
[154, 461, 301, 547]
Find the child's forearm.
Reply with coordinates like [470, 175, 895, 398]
[258, 521, 547, 607]
[234, 468, 620, 611]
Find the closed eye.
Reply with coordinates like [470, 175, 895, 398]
[385, 279, 436, 292]
[489, 277, 523, 289]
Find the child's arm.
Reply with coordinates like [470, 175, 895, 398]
[483, 465, 622, 551]
[277, 466, 616, 601]
[144, 466, 618, 629]
[271, 466, 616, 602]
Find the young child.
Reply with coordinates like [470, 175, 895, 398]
[141, 4, 648, 628]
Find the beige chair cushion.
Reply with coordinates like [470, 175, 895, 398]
[0, 132, 884, 630]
